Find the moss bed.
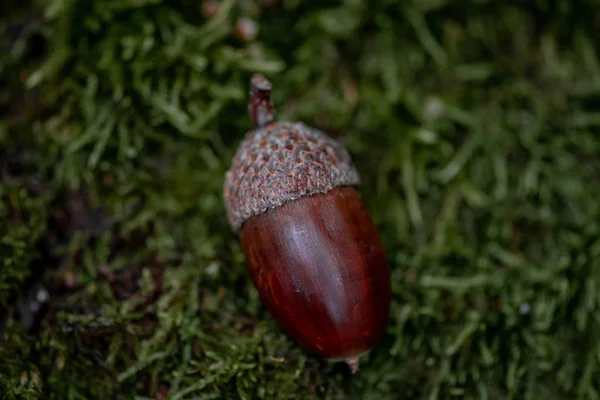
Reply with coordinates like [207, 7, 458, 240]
[2, 0, 600, 398]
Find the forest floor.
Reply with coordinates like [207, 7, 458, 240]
[2, 1, 600, 399]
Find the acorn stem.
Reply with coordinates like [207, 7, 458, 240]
[249, 74, 276, 128]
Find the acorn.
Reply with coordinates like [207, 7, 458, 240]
[224, 74, 391, 373]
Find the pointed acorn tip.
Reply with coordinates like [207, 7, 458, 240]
[345, 356, 360, 374]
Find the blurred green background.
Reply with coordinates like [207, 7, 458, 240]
[2, 0, 600, 398]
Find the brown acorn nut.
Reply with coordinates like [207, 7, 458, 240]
[223, 74, 391, 373]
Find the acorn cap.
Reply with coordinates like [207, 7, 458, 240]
[224, 75, 360, 231]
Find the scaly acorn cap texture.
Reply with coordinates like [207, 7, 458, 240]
[224, 74, 361, 231]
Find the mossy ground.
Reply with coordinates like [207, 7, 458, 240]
[2, 0, 600, 399]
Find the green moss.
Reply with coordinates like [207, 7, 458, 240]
[0, 186, 48, 308]
[2, 0, 600, 398]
